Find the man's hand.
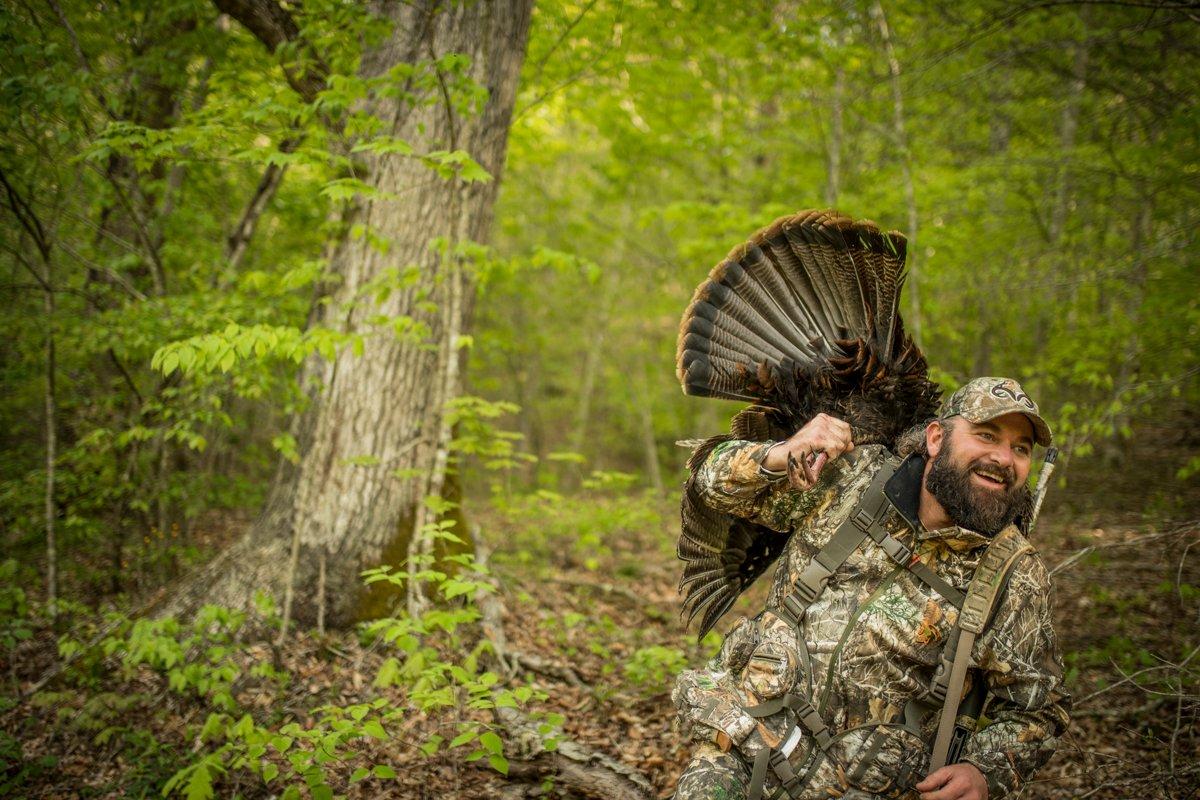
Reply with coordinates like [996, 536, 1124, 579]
[916, 763, 988, 800]
[761, 413, 854, 489]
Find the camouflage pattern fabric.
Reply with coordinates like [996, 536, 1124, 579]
[939, 376, 1052, 447]
[672, 443, 1070, 800]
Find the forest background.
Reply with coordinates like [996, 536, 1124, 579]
[1, 0, 1197, 798]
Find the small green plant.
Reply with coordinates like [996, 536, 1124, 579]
[0, 560, 32, 690]
[0, 729, 57, 796]
[62, 604, 249, 712]
[157, 552, 560, 797]
[360, 557, 553, 774]
[623, 645, 688, 695]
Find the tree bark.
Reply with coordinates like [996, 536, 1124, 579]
[43, 243, 58, 616]
[159, 0, 534, 627]
[1049, 8, 1090, 245]
[824, 63, 844, 208]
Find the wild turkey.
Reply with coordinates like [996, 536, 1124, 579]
[676, 209, 942, 637]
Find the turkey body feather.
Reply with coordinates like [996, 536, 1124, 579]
[676, 209, 941, 637]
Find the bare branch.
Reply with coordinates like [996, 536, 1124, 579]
[225, 138, 300, 270]
[86, 165, 169, 295]
[212, 0, 329, 103]
[0, 167, 51, 261]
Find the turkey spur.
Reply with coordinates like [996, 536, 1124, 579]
[675, 209, 941, 637]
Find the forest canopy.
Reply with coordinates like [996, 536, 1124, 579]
[0, 0, 1197, 798]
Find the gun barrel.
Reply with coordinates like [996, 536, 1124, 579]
[1028, 447, 1060, 534]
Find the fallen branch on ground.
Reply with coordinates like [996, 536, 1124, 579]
[473, 544, 653, 800]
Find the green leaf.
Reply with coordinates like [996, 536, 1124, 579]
[362, 720, 387, 740]
[350, 767, 370, 783]
[184, 766, 214, 800]
[449, 730, 476, 748]
[487, 754, 509, 775]
[479, 730, 503, 756]
[372, 765, 396, 779]
[374, 657, 401, 688]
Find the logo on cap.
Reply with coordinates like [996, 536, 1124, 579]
[989, 383, 1036, 411]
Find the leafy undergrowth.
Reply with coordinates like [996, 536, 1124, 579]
[2, 477, 1198, 799]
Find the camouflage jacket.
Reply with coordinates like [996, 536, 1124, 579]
[672, 442, 1071, 800]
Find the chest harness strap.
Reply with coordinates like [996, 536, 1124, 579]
[775, 459, 965, 632]
[747, 457, 1029, 800]
[928, 526, 1033, 770]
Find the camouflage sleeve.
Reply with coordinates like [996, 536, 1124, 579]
[962, 554, 1072, 799]
[694, 439, 821, 532]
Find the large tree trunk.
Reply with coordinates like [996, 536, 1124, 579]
[160, 0, 533, 627]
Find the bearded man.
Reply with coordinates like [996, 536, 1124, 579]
[672, 377, 1071, 800]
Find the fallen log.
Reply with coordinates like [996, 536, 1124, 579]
[473, 543, 654, 800]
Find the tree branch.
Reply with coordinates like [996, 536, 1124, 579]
[212, 0, 329, 103]
[84, 163, 169, 295]
[225, 138, 300, 270]
[0, 167, 51, 262]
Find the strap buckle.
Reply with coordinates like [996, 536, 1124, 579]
[793, 561, 832, 605]
[880, 535, 913, 567]
[779, 592, 809, 624]
[769, 750, 803, 796]
[791, 579, 821, 606]
[928, 662, 950, 703]
[850, 508, 875, 533]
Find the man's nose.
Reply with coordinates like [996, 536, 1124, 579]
[987, 444, 1015, 469]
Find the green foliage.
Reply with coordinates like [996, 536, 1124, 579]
[34, 555, 553, 798]
[0, 0, 1197, 792]
[492, 483, 667, 572]
[0, 0, 506, 598]
[57, 604, 254, 712]
[623, 645, 688, 696]
[0, 561, 33, 656]
[446, 396, 535, 472]
[0, 729, 58, 796]
[474, 0, 1200, 496]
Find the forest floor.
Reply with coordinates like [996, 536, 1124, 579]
[3, 421, 1199, 799]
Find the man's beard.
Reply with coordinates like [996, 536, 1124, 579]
[925, 437, 1033, 536]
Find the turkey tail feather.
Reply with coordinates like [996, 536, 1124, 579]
[675, 208, 943, 637]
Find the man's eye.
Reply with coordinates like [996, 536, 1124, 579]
[978, 432, 995, 442]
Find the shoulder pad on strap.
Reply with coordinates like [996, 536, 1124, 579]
[959, 525, 1035, 634]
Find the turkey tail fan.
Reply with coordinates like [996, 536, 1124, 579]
[677, 407, 793, 639]
[678, 477, 789, 638]
[675, 209, 942, 638]
[676, 208, 940, 447]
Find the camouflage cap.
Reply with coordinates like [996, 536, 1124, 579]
[940, 377, 1052, 446]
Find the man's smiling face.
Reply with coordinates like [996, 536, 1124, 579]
[923, 413, 1035, 535]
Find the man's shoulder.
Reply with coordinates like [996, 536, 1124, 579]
[992, 530, 1056, 616]
[824, 443, 896, 490]
[1010, 542, 1053, 589]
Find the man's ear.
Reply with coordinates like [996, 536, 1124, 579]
[925, 419, 945, 460]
